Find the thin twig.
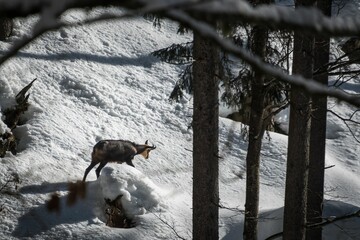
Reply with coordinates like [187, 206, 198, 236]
[151, 211, 188, 240]
[328, 109, 360, 143]
[265, 210, 360, 240]
[324, 165, 335, 170]
[217, 202, 245, 214]
[307, 210, 360, 228]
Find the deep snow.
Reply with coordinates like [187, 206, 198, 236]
[0, 6, 359, 240]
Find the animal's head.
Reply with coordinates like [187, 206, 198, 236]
[139, 140, 156, 159]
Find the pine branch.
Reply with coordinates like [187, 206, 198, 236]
[151, 42, 193, 64]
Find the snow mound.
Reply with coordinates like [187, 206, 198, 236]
[93, 165, 168, 222]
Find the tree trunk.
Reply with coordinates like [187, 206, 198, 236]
[283, 0, 315, 238]
[243, 21, 268, 240]
[192, 30, 219, 239]
[306, 0, 331, 239]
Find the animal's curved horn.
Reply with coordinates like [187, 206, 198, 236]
[145, 140, 156, 149]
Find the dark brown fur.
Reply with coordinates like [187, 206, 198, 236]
[82, 140, 156, 182]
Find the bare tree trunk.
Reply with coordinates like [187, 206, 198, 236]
[243, 20, 269, 240]
[283, 0, 315, 239]
[192, 29, 219, 240]
[306, 0, 331, 239]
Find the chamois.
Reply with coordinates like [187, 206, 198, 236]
[82, 140, 156, 182]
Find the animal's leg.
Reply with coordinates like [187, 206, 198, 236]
[126, 160, 135, 168]
[83, 162, 98, 182]
[95, 162, 107, 178]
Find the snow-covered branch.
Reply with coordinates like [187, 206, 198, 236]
[186, 0, 360, 36]
[1, 0, 360, 107]
[0, 0, 193, 66]
[2, 0, 360, 36]
[166, 10, 360, 107]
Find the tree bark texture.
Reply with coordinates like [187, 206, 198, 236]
[283, 33, 313, 240]
[306, 0, 331, 239]
[283, 0, 315, 237]
[243, 23, 268, 240]
[192, 32, 219, 240]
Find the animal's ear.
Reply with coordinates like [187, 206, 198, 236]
[145, 140, 148, 145]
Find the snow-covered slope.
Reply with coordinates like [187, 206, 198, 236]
[0, 7, 359, 240]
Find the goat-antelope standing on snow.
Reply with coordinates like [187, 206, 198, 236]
[82, 140, 156, 182]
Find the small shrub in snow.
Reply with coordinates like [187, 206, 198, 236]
[105, 194, 135, 228]
[0, 17, 13, 41]
[0, 172, 20, 194]
[0, 79, 36, 157]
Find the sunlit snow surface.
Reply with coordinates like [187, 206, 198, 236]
[0, 5, 359, 240]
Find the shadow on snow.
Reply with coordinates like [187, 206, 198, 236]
[13, 181, 99, 238]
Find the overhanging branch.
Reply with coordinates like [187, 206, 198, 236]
[1, 0, 360, 107]
[1, 0, 360, 35]
[186, 0, 360, 36]
[166, 10, 360, 107]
